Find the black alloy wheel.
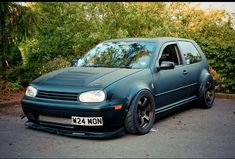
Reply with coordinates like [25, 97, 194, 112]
[124, 90, 155, 135]
[199, 78, 215, 108]
[205, 80, 215, 106]
[137, 96, 154, 129]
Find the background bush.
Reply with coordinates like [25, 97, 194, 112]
[39, 57, 70, 75]
[6, 81, 23, 91]
[2, 2, 235, 93]
[6, 63, 41, 87]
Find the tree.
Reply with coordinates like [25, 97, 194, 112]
[12, 2, 235, 93]
[0, 2, 38, 76]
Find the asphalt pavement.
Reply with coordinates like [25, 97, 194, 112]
[0, 98, 234, 158]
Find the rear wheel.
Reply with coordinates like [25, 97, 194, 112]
[124, 90, 155, 135]
[198, 78, 215, 108]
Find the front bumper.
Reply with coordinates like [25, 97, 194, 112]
[25, 121, 125, 138]
[21, 96, 126, 138]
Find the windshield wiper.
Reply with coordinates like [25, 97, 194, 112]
[83, 64, 132, 69]
[119, 66, 132, 68]
[83, 64, 106, 67]
[112, 65, 132, 69]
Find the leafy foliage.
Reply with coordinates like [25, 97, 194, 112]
[6, 81, 22, 91]
[39, 57, 70, 75]
[5, 63, 40, 87]
[3, 2, 235, 93]
[0, 2, 38, 74]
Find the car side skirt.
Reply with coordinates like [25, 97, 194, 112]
[155, 95, 197, 114]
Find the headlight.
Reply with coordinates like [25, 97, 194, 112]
[79, 90, 105, 103]
[25, 86, 37, 97]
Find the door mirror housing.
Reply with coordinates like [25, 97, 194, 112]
[71, 59, 78, 67]
[159, 61, 175, 70]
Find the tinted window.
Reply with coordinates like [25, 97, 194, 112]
[159, 44, 181, 65]
[178, 41, 202, 64]
[77, 41, 155, 69]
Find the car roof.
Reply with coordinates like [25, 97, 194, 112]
[104, 37, 193, 43]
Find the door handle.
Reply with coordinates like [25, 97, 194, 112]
[183, 70, 188, 75]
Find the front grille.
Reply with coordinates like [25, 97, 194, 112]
[36, 90, 78, 101]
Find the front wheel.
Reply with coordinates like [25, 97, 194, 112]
[198, 78, 215, 108]
[124, 90, 155, 135]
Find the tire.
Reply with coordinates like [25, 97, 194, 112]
[124, 90, 155, 135]
[198, 78, 215, 108]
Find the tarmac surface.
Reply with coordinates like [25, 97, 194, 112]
[0, 98, 234, 158]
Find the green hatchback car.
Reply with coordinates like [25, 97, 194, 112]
[21, 37, 215, 138]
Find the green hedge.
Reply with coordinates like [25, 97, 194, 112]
[4, 2, 235, 93]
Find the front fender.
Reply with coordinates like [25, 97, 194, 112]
[104, 69, 154, 112]
[124, 84, 154, 110]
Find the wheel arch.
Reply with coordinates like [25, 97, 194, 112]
[124, 87, 156, 135]
[198, 68, 214, 97]
[104, 69, 155, 114]
[125, 86, 155, 111]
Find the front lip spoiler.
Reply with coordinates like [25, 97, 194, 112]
[25, 121, 125, 139]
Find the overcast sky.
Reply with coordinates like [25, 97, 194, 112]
[18, 2, 235, 14]
[191, 2, 235, 13]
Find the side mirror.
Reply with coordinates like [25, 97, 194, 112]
[159, 61, 175, 70]
[71, 59, 78, 67]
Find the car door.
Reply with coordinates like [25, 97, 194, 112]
[177, 40, 204, 97]
[152, 42, 192, 112]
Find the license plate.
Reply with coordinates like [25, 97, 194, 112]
[71, 116, 103, 126]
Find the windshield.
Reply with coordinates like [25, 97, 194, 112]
[76, 41, 156, 69]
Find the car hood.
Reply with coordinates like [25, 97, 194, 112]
[32, 67, 143, 92]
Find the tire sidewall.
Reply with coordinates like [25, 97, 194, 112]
[199, 77, 215, 108]
[132, 90, 155, 134]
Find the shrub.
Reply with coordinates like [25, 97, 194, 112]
[39, 57, 70, 75]
[5, 57, 70, 87]
[5, 63, 41, 87]
[6, 81, 23, 91]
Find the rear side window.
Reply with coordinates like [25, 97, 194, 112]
[159, 44, 182, 66]
[178, 41, 202, 64]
